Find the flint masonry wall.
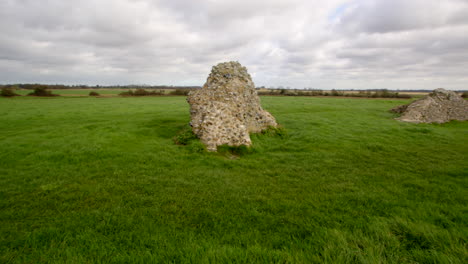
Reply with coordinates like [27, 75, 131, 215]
[187, 61, 278, 151]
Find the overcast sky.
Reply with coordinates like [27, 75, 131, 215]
[1, 0, 467, 90]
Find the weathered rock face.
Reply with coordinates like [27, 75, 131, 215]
[391, 88, 468, 123]
[187, 61, 278, 151]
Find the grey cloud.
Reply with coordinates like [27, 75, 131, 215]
[0, 0, 467, 89]
[336, 0, 468, 34]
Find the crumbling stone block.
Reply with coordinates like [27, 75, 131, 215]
[391, 88, 468, 123]
[187, 61, 278, 151]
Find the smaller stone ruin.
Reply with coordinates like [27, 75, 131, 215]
[391, 88, 468, 123]
[187, 61, 278, 151]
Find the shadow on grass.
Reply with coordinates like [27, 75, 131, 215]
[174, 125, 288, 158]
[145, 118, 187, 138]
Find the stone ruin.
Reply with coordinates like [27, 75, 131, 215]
[391, 88, 468, 123]
[187, 61, 278, 151]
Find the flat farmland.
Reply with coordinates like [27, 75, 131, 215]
[0, 96, 466, 263]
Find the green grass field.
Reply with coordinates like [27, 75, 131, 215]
[0, 96, 467, 263]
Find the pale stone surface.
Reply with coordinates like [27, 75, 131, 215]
[187, 61, 278, 151]
[391, 88, 468, 123]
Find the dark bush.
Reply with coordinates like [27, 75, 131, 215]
[257, 90, 280, 96]
[119, 89, 164, 96]
[309, 90, 324, 96]
[119, 90, 134, 96]
[28, 86, 58, 96]
[89, 91, 100, 96]
[284, 90, 299, 96]
[169, 89, 191, 96]
[397, 93, 412, 99]
[331, 89, 344, 96]
[462, 91, 468, 98]
[257, 89, 326, 97]
[133, 88, 150, 96]
[1, 87, 20, 97]
[372, 89, 395, 98]
[346, 90, 411, 99]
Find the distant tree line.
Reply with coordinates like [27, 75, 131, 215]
[2, 84, 467, 99]
[256, 88, 413, 98]
[0, 84, 201, 90]
[260, 87, 468, 93]
[119, 88, 193, 96]
[0, 85, 59, 97]
[0, 84, 197, 97]
[0, 84, 200, 97]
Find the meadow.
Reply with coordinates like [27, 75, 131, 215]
[0, 96, 466, 263]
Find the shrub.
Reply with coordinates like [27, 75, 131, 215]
[1, 87, 19, 97]
[284, 90, 298, 96]
[89, 91, 100, 96]
[346, 90, 411, 99]
[462, 91, 468, 98]
[28, 86, 58, 96]
[119, 90, 134, 96]
[119, 89, 164, 96]
[257, 89, 326, 97]
[169, 89, 191, 96]
[397, 93, 412, 99]
[331, 89, 344, 96]
[257, 90, 279, 96]
[309, 90, 324, 96]
[133, 88, 150, 96]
